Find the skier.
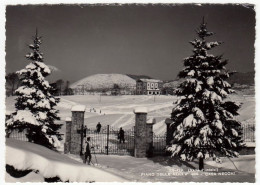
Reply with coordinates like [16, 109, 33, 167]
[118, 127, 125, 143]
[96, 122, 102, 133]
[84, 137, 92, 165]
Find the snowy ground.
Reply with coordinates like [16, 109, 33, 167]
[66, 154, 255, 182]
[5, 94, 255, 135]
[5, 94, 255, 182]
[5, 139, 255, 183]
[5, 94, 255, 152]
[5, 139, 126, 182]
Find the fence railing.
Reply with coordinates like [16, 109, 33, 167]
[7, 129, 29, 142]
[6, 123, 255, 155]
[153, 133, 167, 155]
[242, 123, 255, 142]
[86, 125, 135, 155]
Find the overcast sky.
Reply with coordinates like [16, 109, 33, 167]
[5, 4, 255, 83]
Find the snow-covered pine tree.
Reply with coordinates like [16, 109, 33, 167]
[167, 19, 244, 170]
[6, 30, 62, 149]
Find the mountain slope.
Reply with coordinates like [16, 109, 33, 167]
[70, 74, 136, 89]
[126, 74, 152, 80]
[227, 71, 254, 85]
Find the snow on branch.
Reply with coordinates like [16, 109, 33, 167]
[35, 61, 51, 74]
[205, 41, 222, 49]
[36, 99, 51, 109]
[7, 110, 39, 126]
[16, 86, 37, 96]
[192, 107, 205, 121]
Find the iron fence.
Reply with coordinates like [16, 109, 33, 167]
[86, 125, 135, 155]
[242, 123, 255, 142]
[6, 122, 255, 156]
[153, 133, 167, 155]
[7, 129, 29, 142]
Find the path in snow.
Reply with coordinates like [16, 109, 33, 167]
[111, 114, 129, 127]
[119, 115, 135, 129]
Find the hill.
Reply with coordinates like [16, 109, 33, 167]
[70, 74, 136, 90]
[126, 74, 152, 80]
[227, 71, 254, 85]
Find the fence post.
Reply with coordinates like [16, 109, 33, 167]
[5, 111, 13, 138]
[64, 117, 72, 154]
[146, 118, 156, 157]
[165, 118, 173, 146]
[80, 124, 84, 155]
[70, 105, 86, 155]
[107, 125, 109, 155]
[134, 107, 148, 158]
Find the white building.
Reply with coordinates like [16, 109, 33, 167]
[136, 79, 163, 95]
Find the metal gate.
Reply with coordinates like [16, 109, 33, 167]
[86, 125, 135, 155]
[153, 133, 167, 155]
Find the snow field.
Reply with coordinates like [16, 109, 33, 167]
[5, 138, 255, 183]
[66, 154, 255, 182]
[5, 94, 255, 136]
[5, 93, 255, 152]
[6, 139, 126, 182]
[204, 155, 255, 174]
[55, 95, 176, 135]
[5, 94, 256, 182]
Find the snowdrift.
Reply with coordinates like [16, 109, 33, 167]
[6, 139, 126, 182]
[204, 155, 255, 174]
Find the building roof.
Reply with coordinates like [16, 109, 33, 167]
[137, 79, 163, 83]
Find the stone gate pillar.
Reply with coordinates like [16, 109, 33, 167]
[134, 107, 148, 158]
[146, 118, 156, 157]
[165, 118, 173, 146]
[70, 105, 86, 155]
[64, 117, 72, 154]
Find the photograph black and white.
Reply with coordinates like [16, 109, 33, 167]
[4, 3, 256, 183]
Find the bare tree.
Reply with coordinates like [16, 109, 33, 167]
[63, 81, 73, 95]
[56, 79, 64, 96]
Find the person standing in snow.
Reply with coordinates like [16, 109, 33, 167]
[118, 127, 125, 143]
[96, 122, 101, 133]
[84, 137, 92, 165]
